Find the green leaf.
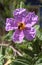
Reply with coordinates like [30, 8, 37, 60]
[0, 50, 4, 65]
[34, 25, 40, 30]
[35, 58, 42, 65]
[35, 63, 42, 65]
[36, 30, 42, 41]
[3, 31, 13, 41]
[5, 47, 13, 55]
[10, 57, 31, 65]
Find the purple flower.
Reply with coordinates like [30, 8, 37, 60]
[5, 8, 38, 43]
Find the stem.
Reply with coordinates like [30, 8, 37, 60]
[20, 1, 23, 8]
[0, 43, 23, 57]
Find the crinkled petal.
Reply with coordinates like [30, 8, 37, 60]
[25, 12, 35, 23]
[5, 18, 18, 31]
[13, 8, 28, 18]
[13, 8, 26, 15]
[12, 30, 24, 43]
[31, 15, 38, 26]
[23, 27, 36, 41]
[25, 12, 38, 26]
[25, 24, 32, 28]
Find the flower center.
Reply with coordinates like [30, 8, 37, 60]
[18, 22, 25, 30]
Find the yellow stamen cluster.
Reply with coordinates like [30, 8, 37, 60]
[18, 22, 25, 30]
